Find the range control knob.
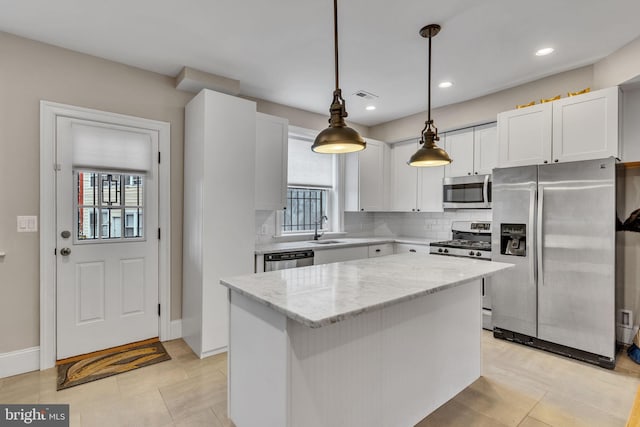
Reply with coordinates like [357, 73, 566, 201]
[438, 248, 443, 253]
[469, 251, 475, 256]
[443, 249, 449, 253]
[476, 252, 482, 256]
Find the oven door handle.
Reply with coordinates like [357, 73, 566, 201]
[482, 174, 490, 206]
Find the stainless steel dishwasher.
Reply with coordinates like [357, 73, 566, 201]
[264, 250, 314, 272]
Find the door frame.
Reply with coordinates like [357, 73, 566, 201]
[39, 101, 171, 370]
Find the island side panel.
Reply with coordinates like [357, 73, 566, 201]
[287, 279, 482, 427]
[381, 280, 482, 426]
[228, 291, 289, 427]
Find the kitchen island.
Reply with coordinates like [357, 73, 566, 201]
[220, 253, 512, 427]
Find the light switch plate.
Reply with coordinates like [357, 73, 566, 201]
[17, 216, 38, 232]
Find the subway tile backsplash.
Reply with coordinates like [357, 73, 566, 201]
[256, 209, 492, 244]
[344, 210, 492, 240]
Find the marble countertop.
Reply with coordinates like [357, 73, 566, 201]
[221, 253, 512, 328]
[255, 236, 436, 255]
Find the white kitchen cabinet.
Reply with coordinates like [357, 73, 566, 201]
[345, 138, 390, 212]
[391, 142, 419, 211]
[497, 87, 619, 167]
[391, 141, 444, 212]
[444, 123, 497, 177]
[444, 129, 474, 177]
[552, 87, 619, 163]
[498, 104, 552, 167]
[394, 243, 430, 254]
[368, 243, 394, 257]
[255, 113, 288, 210]
[417, 164, 444, 212]
[183, 89, 256, 358]
[314, 246, 369, 265]
[473, 123, 498, 174]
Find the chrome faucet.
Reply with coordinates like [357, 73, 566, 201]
[313, 215, 329, 240]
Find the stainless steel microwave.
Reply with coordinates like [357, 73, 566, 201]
[443, 174, 491, 209]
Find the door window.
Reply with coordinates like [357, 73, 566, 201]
[76, 170, 145, 242]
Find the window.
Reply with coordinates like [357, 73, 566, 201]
[282, 135, 336, 234]
[76, 170, 144, 242]
[283, 187, 328, 232]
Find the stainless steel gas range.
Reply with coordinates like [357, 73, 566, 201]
[430, 221, 493, 330]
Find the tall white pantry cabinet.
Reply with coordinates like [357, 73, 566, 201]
[182, 89, 257, 358]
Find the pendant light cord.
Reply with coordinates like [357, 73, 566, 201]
[334, 0, 339, 91]
[427, 34, 432, 123]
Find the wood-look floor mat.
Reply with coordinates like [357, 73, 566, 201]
[56, 341, 171, 390]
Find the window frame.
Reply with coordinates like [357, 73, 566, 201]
[73, 169, 146, 244]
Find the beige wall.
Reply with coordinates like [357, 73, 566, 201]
[0, 32, 348, 355]
[594, 36, 640, 89]
[247, 97, 369, 136]
[369, 66, 594, 142]
[0, 32, 193, 353]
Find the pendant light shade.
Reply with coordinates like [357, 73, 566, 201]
[312, 0, 366, 154]
[408, 24, 451, 167]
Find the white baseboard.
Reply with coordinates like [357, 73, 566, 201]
[0, 347, 40, 379]
[200, 346, 228, 359]
[168, 319, 183, 340]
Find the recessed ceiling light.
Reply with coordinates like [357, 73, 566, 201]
[366, 105, 376, 111]
[535, 47, 554, 56]
[438, 81, 453, 88]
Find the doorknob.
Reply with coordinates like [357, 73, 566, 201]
[61, 230, 71, 239]
[60, 248, 71, 256]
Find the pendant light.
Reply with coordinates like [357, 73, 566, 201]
[312, 0, 366, 154]
[408, 24, 452, 167]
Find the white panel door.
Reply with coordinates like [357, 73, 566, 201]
[444, 129, 474, 177]
[391, 142, 418, 211]
[473, 123, 498, 175]
[359, 139, 386, 211]
[255, 113, 288, 210]
[56, 117, 159, 359]
[552, 87, 619, 163]
[417, 165, 444, 212]
[497, 103, 552, 167]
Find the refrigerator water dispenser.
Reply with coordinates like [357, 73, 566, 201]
[500, 224, 526, 256]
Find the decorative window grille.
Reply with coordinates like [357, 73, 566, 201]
[76, 170, 144, 242]
[283, 187, 328, 232]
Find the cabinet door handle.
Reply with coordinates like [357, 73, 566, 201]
[468, 172, 471, 175]
[474, 172, 478, 175]
[360, 208, 364, 211]
[375, 249, 381, 253]
[417, 209, 420, 212]
[409, 249, 416, 253]
[554, 159, 559, 163]
[543, 160, 548, 164]
[412, 208, 415, 212]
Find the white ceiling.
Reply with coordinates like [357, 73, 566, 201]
[2, 0, 640, 126]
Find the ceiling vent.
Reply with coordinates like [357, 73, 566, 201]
[353, 90, 379, 100]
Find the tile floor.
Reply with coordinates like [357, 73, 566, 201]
[0, 331, 638, 426]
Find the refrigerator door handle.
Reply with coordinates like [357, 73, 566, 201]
[529, 187, 537, 286]
[537, 186, 544, 287]
[483, 174, 490, 206]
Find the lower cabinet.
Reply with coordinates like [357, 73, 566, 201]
[314, 246, 369, 265]
[395, 243, 430, 254]
[368, 243, 394, 257]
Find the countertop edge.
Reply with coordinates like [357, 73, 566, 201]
[254, 237, 433, 255]
[221, 266, 509, 328]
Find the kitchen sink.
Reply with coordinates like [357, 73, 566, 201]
[307, 240, 342, 244]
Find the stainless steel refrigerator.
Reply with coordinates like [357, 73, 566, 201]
[491, 157, 622, 368]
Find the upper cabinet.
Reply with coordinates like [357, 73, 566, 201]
[497, 87, 619, 167]
[390, 141, 444, 212]
[345, 138, 390, 212]
[444, 129, 474, 177]
[444, 123, 497, 177]
[255, 113, 288, 210]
